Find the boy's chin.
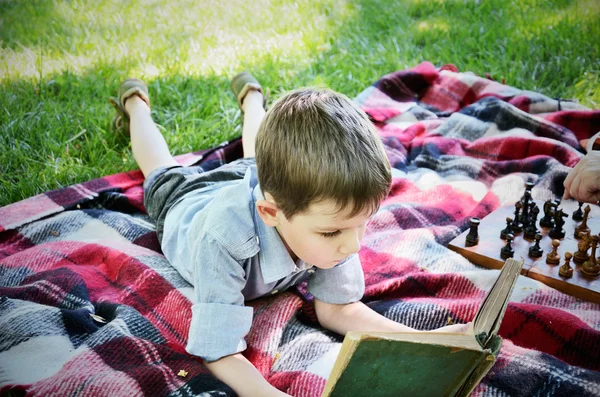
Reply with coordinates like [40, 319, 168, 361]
[312, 260, 341, 269]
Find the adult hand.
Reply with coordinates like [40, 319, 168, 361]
[563, 151, 600, 204]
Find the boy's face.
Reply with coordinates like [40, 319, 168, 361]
[258, 197, 372, 269]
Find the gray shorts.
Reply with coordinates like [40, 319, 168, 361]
[143, 158, 255, 243]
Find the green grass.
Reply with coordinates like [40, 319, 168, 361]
[1, 0, 599, 207]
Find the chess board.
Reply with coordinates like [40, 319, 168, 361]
[449, 200, 600, 303]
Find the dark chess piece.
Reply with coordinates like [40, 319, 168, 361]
[559, 252, 574, 278]
[511, 202, 524, 233]
[520, 191, 532, 227]
[549, 208, 567, 239]
[546, 239, 561, 265]
[500, 217, 513, 240]
[528, 233, 543, 258]
[574, 231, 591, 265]
[582, 235, 600, 276]
[574, 205, 591, 239]
[524, 206, 540, 240]
[521, 181, 534, 205]
[465, 217, 480, 247]
[501, 234, 515, 259]
[572, 202, 584, 222]
[540, 199, 555, 228]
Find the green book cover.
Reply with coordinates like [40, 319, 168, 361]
[322, 258, 522, 397]
[325, 336, 499, 397]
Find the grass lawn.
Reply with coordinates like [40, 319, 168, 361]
[1, 0, 599, 207]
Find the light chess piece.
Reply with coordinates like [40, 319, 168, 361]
[582, 235, 600, 276]
[574, 205, 591, 239]
[574, 231, 591, 265]
[546, 239, 561, 265]
[500, 234, 515, 259]
[559, 252, 574, 278]
[465, 217, 480, 247]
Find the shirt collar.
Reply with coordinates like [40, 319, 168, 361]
[250, 178, 300, 283]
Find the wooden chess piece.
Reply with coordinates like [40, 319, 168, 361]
[522, 181, 534, 201]
[528, 233, 543, 258]
[559, 252, 574, 278]
[500, 217, 513, 240]
[540, 199, 555, 228]
[465, 217, 480, 247]
[524, 206, 540, 240]
[500, 234, 515, 259]
[549, 209, 567, 239]
[511, 202, 524, 233]
[582, 235, 600, 276]
[574, 205, 591, 239]
[546, 239, 561, 265]
[574, 231, 591, 265]
[572, 202, 584, 222]
[520, 191, 532, 227]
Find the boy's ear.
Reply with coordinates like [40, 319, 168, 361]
[256, 199, 280, 227]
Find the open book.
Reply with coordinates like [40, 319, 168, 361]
[322, 258, 524, 397]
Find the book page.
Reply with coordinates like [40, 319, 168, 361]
[473, 257, 523, 347]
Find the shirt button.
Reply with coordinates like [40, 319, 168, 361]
[271, 290, 278, 295]
[255, 236, 260, 245]
[308, 269, 315, 274]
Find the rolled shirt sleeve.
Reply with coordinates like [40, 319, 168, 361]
[186, 232, 254, 362]
[307, 254, 365, 304]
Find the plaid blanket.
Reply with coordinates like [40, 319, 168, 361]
[1, 62, 600, 396]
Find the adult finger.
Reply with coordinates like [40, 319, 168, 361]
[563, 168, 577, 200]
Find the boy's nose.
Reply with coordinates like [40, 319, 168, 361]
[339, 230, 361, 255]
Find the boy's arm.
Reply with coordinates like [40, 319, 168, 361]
[205, 353, 290, 397]
[314, 299, 470, 334]
[314, 298, 416, 334]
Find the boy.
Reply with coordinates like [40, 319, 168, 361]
[111, 73, 466, 396]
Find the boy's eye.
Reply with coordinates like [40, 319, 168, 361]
[321, 230, 341, 238]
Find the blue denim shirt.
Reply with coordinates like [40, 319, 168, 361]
[161, 164, 365, 362]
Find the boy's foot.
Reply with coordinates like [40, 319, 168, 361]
[230, 72, 268, 112]
[109, 78, 151, 134]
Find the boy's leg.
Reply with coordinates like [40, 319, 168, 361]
[241, 90, 265, 158]
[126, 96, 178, 177]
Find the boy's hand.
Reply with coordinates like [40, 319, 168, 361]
[427, 321, 473, 334]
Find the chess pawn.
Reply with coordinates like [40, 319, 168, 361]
[511, 202, 524, 233]
[500, 234, 515, 259]
[500, 217, 513, 240]
[582, 235, 600, 276]
[540, 199, 555, 228]
[465, 217, 480, 247]
[573, 231, 591, 265]
[572, 202, 584, 222]
[559, 252, 574, 278]
[574, 205, 591, 239]
[546, 239, 561, 265]
[528, 233, 543, 258]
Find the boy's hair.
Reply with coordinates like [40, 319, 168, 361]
[255, 87, 391, 219]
